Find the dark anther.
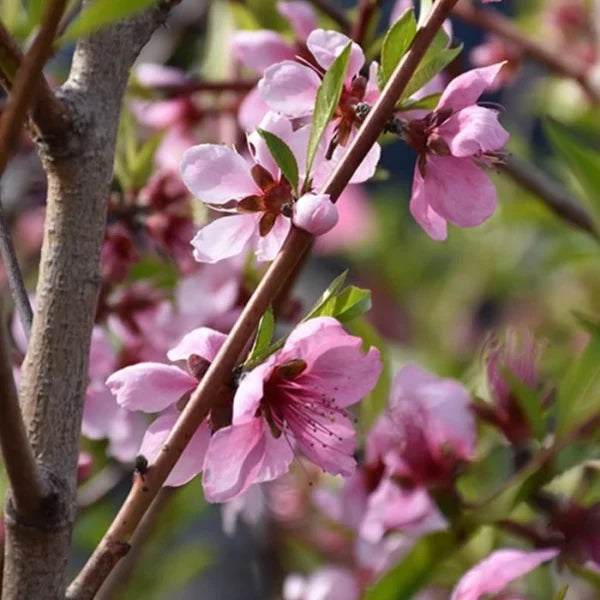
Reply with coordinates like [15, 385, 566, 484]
[281, 202, 293, 218]
[354, 102, 371, 122]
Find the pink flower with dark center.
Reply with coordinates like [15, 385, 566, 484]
[367, 363, 475, 489]
[404, 63, 509, 240]
[106, 327, 228, 485]
[201, 317, 382, 502]
[450, 548, 558, 600]
[181, 112, 339, 264]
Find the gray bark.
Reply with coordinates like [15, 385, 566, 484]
[2, 5, 167, 598]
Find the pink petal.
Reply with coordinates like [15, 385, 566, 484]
[180, 144, 256, 205]
[106, 363, 197, 412]
[89, 326, 116, 380]
[82, 384, 121, 439]
[247, 112, 297, 178]
[107, 410, 147, 463]
[167, 327, 227, 363]
[135, 63, 190, 87]
[421, 155, 497, 228]
[437, 105, 509, 158]
[191, 214, 258, 264]
[326, 137, 381, 185]
[130, 98, 187, 129]
[231, 31, 296, 74]
[450, 548, 559, 600]
[292, 568, 359, 600]
[254, 428, 294, 483]
[233, 362, 271, 424]
[409, 163, 448, 240]
[278, 1, 317, 41]
[140, 412, 210, 486]
[392, 363, 441, 400]
[259, 61, 321, 118]
[293, 193, 338, 235]
[306, 29, 364, 81]
[255, 215, 291, 261]
[238, 86, 270, 132]
[437, 63, 507, 113]
[202, 418, 268, 502]
[390, 1, 413, 25]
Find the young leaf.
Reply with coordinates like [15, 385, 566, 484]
[248, 306, 275, 362]
[401, 43, 462, 101]
[257, 128, 299, 194]
[318, 285, 372, 322]
[417, 0, 434, 27]
[303, 270, 348, 321]
[554, 586, 569, 600]
[381, 8, 417, 84]
[60, 0, 159, 44]
[395, 92, 441, 112]
[305, 43, 352, 177]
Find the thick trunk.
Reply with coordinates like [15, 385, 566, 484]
[2, 6, 166, 598]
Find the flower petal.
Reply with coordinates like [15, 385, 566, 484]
[202, 418, 268, 502]
[437, 105, 509, 158]
[140, 412, 210, 486]
[421, 155, 496, 228]
[437, 63, 506, 113]
[233, 362, 271, 424]
[306, 29, 364, 81]
[259, 61, 321, 117]
[82, 384, 121, 439]
[231, 31, 296, 74]
[255, 215, 291, 261]
[278, 2, 317, 41]
[191, 214, 258, 264]
[106, 363, 197, 412]
[409, 162, 448, 241]
[450, 548, 559, 600]
[180, 144, 256, 204]
[238, 86, 271, 132]
[107, 410, 147, 463]
[167, 327, 227, 363]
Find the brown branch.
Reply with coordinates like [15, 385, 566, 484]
[452, 2, 600, 104]
[66, 1, 462, 597]
[160, 78, 258, 97]
[0, 301, 43, 516]
[499, 155, 599, 238]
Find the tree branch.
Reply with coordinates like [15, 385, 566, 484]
[452, 2, 600, 104]
[2, 2, 168, 597]
[499, 155, 599, 238]
[0, 301, 43, 516]
[66, 1, 462, 597]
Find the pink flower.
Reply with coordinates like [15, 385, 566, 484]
[106, 327, 227, 485]
[470, 35, 521, 88]
[450, 548, 558, 600]
[202, 317, 382, 502]
[181, 113, 338, 263]
[258, 29, 380, 180]
[283, 567, 360, 600]
[367, 363, 475, 489]
[404, 63, 509, 240]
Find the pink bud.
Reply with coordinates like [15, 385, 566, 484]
[292, 193, 338, 235]
[77, 452, 94, 483]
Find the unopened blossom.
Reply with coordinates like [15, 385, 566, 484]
[202, 317, 382, 502]
[450, 548, 558, 600]
[232, 1, 318, 130]
[404, 63, 509, 240]
[283, 567, 360, 600]
[367, 363, 475, 489]
[482, 331, 543, 445]
[550, 500, 600, 566]
[181, 113, 339, 264]
[259, 29, 380, 180]
[107, 327, 228, 485]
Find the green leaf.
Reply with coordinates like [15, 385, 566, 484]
[364, 531, 457, 600]
[317, 285, 372, 322]
[306, 43, 352, 178]
[572, 310, 600, 337]
[248, 306, 275, 362]
[381, 8, 417, 84]
[257, 128, 299, 194]
[60, 0, 158, 44]
[556, 330, 600, 437]
[554, 585, 569, 600]
[395, 92, 441, 112]
[545, 120, 600, 221]
[303, 270, 348, 321]
[401, 42, 462, 101]
[502, 369, 545, 440]
[417, 0, 434, 27]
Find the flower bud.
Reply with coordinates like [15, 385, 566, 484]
[292, 193, 338, 235]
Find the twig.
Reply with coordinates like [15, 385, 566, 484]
[351, 0, 380, 48]
[160, 78, 258, 97]
[66, 1, 462, 597]
[308, 0, 351, 34]
[499, 155, 599, 238]
[452, 2, 600, 104]
[0, 300, 43, 516]
[0, 198, 33, 337]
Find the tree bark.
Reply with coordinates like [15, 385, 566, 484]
[2, 5, 167, 598]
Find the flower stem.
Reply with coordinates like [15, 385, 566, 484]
[66, 1, 463, 596]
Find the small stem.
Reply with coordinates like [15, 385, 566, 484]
[452, 2, 600, 104]
[0, 198, 33, 337]
[160, 78, 258, 96]
[67, 1, 462, 597]
[499, 155, 599, 239]
[0, 300, 43, 516]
